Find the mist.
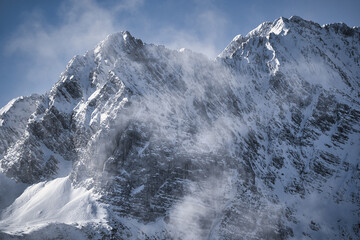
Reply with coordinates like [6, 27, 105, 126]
[62, 34, 297, 239]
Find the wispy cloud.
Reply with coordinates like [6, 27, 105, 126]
[112, 0, 145, 12]
[6, 0, 144, 92]
[5, 0, 228, 98]
[149, 3, 229, 58]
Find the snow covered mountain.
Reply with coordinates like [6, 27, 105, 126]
[0, 16, 359, 239]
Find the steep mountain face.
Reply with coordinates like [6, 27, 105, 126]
[0, 16, 359, 239]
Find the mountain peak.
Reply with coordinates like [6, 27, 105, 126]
[93, 30, 144, 59]
[106, 30, 135, 43]
[288, 15, 304, 22]
[246, 16, 314, 38]
[219, 16, 359, 60]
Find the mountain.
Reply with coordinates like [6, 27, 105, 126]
[0, 16, 359, 239]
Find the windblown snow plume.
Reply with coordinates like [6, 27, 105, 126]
[0, 16, 359, 239]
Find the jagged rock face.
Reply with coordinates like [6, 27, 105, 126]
[217, 16, 360, 239]
[0, 95, 42, 157]
[0, 17, 359, 239]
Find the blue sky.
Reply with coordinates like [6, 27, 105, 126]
[0, 0, 359, 107]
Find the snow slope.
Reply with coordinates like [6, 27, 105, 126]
[0, 176, 107, 237]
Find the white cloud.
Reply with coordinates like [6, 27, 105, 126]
[149, 7, 229, 59]
[168, 172, 236, 239]
[5, 0, 228, 97]
[112, 0, 145, 12]
[6, 0, 143, 92]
